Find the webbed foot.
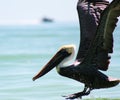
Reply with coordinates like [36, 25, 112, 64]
[62, 86, 92, 100]
[63, 91, 90, 99]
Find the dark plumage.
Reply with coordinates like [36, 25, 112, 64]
[32, 0, 120, 99]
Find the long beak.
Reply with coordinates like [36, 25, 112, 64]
[32, 49, 71, 81]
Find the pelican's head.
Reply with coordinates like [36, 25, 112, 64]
[58, 44, 76, 66]
[32, 44, 76, 81]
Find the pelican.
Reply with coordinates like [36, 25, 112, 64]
[33, 0, 120, 99]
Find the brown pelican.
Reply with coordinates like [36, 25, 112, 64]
[32, 0, 120, 99]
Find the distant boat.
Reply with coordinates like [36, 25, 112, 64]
[42, 17, 54, 23]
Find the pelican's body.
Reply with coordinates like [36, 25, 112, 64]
[51, 45, 119, 89]
[33, 0, 120, 99]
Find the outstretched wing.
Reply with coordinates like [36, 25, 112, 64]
[83, 0, 120, 70]
[98, 0, 120, 53]
[76, 1, 109, 60]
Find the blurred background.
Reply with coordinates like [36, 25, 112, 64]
[0, 0, 78, 25]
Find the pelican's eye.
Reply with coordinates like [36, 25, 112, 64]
[58, 48, 72, 57]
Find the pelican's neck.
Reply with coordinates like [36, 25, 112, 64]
[56, 45, 76, 72]
[56, 58, 70, 73]
[57, 59, 68, 68]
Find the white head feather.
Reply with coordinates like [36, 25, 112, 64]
[58, 44, 76, 67]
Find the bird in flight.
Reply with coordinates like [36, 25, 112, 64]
[32, 0, 120, 99]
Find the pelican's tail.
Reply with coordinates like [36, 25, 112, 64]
[104, 77, 120, 88]
[94, 71, 120, 89]
[108, 77, 120, 83]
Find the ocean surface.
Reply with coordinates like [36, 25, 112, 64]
[0, 22, 120, 100]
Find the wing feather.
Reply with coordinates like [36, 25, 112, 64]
[83, 0, 120, 65]
[98, 0, 120, 53]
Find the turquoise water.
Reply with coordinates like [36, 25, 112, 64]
[0, 22, 120, 100]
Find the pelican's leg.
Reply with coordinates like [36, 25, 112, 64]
[63, 85, 92, 100]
